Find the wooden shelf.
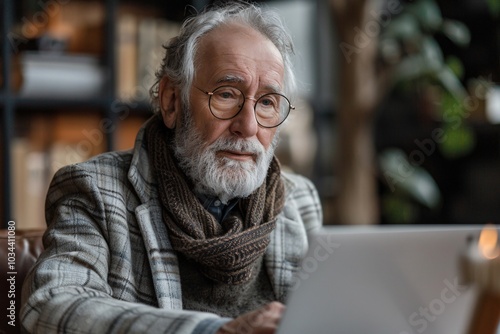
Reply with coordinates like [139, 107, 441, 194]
[0, 0, 188, 227]
[13, 96, 111, 109]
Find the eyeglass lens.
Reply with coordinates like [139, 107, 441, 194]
[209, 86, 290, 127]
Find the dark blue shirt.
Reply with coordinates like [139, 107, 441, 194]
[197, 195, 239, 223]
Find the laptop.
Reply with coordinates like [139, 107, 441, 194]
[277, 225, 490, 334]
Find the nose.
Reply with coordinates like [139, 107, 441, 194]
[229, 98, 259, 138]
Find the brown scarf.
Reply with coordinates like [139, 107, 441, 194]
[146, 116, 285, 285]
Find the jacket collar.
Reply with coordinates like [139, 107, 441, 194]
[128, 116, 159, 204]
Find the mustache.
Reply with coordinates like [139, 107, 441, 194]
[209, 137, 266, 155]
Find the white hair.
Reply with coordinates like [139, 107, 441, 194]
[150, 2, 297, 114]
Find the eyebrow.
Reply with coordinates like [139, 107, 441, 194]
[215, 75, 245, 85]
[214, 75, 283, 94]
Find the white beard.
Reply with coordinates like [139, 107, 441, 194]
[173, 110, 278, 204]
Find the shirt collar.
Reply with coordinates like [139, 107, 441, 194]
[197, 194, 239, 223]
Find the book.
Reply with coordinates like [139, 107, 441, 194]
[116, 10, 180, 102]
[136, 18, 180, 98]
[116, 14, 139, 101]
[19, 51, 106, 99]
[11, 139, 48, 229]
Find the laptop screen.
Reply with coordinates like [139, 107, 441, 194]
[277, 225, 491, 334]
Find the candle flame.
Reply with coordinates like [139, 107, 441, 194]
[478, 224, 500, 259]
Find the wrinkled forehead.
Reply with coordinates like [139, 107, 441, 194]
[195, 22, 283, 68]
[193, 23, 285, 86]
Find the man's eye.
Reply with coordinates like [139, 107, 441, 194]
[219, 92, 234, 99]
[259, 95, 279, 109]
[260, 98, 274, 106]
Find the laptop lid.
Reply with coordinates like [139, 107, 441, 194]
[277, 225, 487, 334]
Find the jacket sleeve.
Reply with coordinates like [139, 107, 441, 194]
[20, 163, 229, 334]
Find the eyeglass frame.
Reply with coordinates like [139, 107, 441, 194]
[194, 85, 295, 128]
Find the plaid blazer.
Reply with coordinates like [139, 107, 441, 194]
[21, 121, 323, 334]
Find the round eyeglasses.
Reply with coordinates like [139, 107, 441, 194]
[195, 86, 295, 128]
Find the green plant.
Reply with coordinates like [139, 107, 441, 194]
[379, 0, 475, 160]
[377, 0, 479, 223]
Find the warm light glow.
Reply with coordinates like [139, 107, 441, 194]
[478, 224, 500, 259]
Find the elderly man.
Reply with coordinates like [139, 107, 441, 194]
[21, 3, 322, 334]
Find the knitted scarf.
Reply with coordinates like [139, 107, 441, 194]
[146, 116, 285, 285]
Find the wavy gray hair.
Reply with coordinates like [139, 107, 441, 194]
[149, 2, 297, 114]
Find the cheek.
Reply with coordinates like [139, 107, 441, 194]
[189, 98, 228, 143]
[194, 117, 231, 145]
[258, 129, 278, 150]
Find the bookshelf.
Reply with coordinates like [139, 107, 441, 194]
[0, 0, 194, 228]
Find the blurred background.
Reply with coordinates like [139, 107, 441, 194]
[1, 0, 499, 228]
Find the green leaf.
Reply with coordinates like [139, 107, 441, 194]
[382, 194, 418, 224]
[391, 37, 444, 84]
[439, 124, 476, 159]
[421, 37, 444, 64]
[441, 19, 471, 47]
[379, 149, 441, 209]
[407, 0, 443, 32]
[379, 38, 402, 64]
[381, 14, 421, 41]
[445, 56, 465, 79]
[487, 0, 500, 18]
[435, 66, 468, 101]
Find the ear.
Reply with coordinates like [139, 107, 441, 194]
[159, 76, 182, 129]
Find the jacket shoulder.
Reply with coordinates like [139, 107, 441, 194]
[49, 150, 133, 188]
[281, 171, 323, 232]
